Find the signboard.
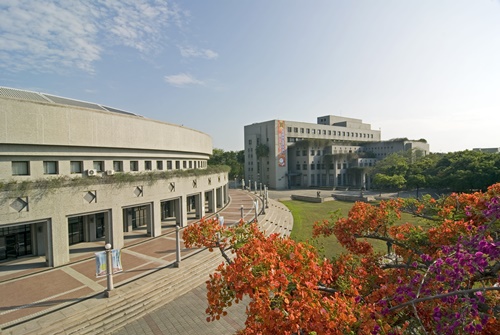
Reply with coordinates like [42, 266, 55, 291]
[95, 249, 123, 277]
[277, 120, 287, 167]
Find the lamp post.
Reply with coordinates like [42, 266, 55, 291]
[105, 243, 114, 296]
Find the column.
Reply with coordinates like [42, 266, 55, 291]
[50, 213, 70, 267]
[151, 200, 162, 237]
[109, 208, 124, 250]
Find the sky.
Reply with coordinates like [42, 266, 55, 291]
[1, 0, 499, 153]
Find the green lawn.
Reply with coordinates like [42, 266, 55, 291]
[282, 200, 420, 259]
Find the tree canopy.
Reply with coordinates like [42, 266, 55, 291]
[208, 148, 244, 179]
[184, 184, 500, 334]
[371, 150, 500, 193]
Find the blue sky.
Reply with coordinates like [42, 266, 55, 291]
[1, 0, 499, 153]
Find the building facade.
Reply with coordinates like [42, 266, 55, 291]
[244, 115, 429, 190]
[0, 87, 229, 266]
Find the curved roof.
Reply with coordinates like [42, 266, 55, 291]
[0, 87, 141, 117]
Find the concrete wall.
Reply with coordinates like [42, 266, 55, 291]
[0, 97, 212, 155]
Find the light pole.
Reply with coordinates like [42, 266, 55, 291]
[105, 243, 114, 297]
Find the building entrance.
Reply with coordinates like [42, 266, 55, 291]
[0, 225, 32, 260]
[95, 213, 105, 238]
[68, 216, 84, 245]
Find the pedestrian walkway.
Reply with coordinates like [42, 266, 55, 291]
[0, 189, 294, 334]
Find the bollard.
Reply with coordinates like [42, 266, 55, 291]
[240, 205, 244, 220]
[265, 186, 269, 209]
[175, 224, 182, 266]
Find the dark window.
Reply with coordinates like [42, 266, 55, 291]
[130, 161, 139, 171]
[43, 161, 58, 175]
[93, 161, 104, 172]
[145, 161, 152, 170]
[113, 161, 123, 172]
[70, 161, 83, 174]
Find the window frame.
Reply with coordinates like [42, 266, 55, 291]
[12, 161, 30, 176]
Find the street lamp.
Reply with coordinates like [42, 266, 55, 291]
[105, 243, 114, 297]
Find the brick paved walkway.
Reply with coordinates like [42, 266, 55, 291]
[114, 283, 248, 335]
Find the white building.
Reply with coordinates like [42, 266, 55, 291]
[0, 87, 229, 266]
[244, 115, 429, 190]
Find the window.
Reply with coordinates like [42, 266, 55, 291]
[306, 129, 310, 134]
[70, 161, 83, 174]
[312, 129, 316, 134]
[12, 161, 29, 175]
[93, 161, 104, 172]
[296, 163, 301, 170]
[311, 163, 315, 170]
[130, 161, 139, 171]
[311, 150, 315, 156]
[113, 161, 123, 172]
[317, 163, 321, 170]
[296, 150, 300, 156]
[183, 161, 187, 169]
[300, 128, 304, 133]
[303, 163, 307, 170]
[43, 161, 58, 175]
[157, 161, 163, 170]
[167, 161, 172, 170]
[175, 161, 180, 169]
[249, 140, 252, 145]
[189, 161, 192, 169]
[294, 127, 298, 132]
[145, 161, 152, 170]
[302, 150, 307, 156]
[287, 127, 292, 132]
[323, 130, 326, 135]
[328, 130, 331, 135]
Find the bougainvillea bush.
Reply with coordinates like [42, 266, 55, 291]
[183, 184, 500, 335]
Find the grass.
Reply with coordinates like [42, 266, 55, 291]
[282, 200, 421, 259]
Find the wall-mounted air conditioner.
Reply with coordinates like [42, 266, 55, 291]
[106, 170, 115, 175]
[87, 169, 97, 176]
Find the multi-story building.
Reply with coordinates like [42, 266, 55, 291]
[0, 87, 229, 266]
[473, 148, 500, 154]
[244, 115, 429, 190]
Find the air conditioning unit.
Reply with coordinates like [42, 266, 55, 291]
[87, 169, 97, 176]
[106, 170, 115, 175]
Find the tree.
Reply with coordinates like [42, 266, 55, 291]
[208, 148, 244, 179]
[427, 151, 500, 192]
[184, 185, 500, 334]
